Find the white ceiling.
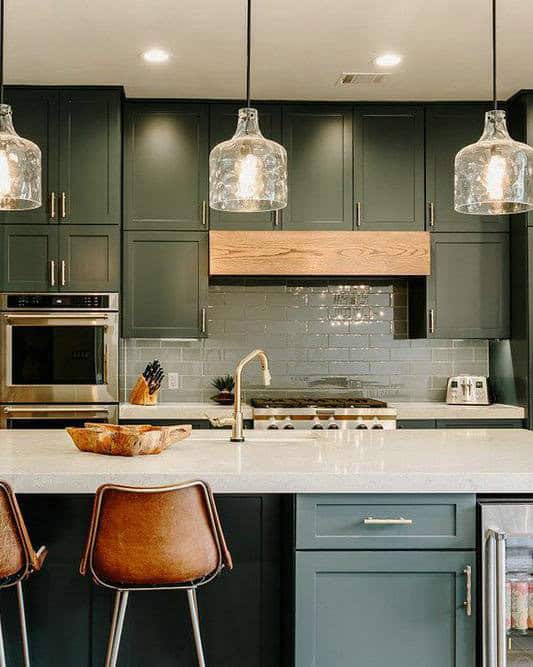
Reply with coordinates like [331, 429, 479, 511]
[7, 0, 533, 101]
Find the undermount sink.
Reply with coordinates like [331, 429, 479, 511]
[189, 429, 324, 443]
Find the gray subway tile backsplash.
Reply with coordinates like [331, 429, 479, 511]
[121, 282, 489, 403]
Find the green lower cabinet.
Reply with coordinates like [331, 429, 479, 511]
[59, 225, 120, 291]
[122, 231, 208, 338]
[0, 224, 58, 291]
[295, 550, 475, 667]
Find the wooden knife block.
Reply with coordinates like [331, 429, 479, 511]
[129, 375, 159, 406]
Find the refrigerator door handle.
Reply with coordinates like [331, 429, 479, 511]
[485, 529, 497, 667]
[495, 531, 507, 667]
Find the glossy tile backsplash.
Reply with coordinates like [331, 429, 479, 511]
[121, 282, 488, 403]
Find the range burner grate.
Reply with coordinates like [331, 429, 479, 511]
[250, 397, 387, 409]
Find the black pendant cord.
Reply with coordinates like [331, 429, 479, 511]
[492, 0, 497, 110]
[0, 0, 4, 106]
[246, 0, 251, 108]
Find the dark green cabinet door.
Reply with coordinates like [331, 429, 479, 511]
[426, 105, 508, 232]
[282, 105, 353, 230]
[295, 551, 475, 667]
[0, 88, 59, 224]
[209, 103, 282, 230]
[427, 233, 510, 338]
[354, 105, 424, 230]
[59, 225, 120, 291]
[123, 231, 208, 338]
[59, 88, 121, 225]
[124, 102, 208, 231]
[0, 224, 58, 291]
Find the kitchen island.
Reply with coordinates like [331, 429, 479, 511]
[1, 426, 533, 494]
[0, 427, 530, 667]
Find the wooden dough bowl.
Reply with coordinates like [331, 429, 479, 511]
[66, 423, 192, 457]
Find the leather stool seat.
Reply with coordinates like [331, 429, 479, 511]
[80, 480, 232, 667]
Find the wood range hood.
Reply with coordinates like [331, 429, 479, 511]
[209, 231, 430, 277]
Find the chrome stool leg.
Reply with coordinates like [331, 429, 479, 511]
[16, 582, 30, 667]
[187, 588, 206, 667]
[0, 609, 6, 667]
[105, 590, 129, 667]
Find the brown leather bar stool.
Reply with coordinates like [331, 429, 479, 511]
[80, 481, 232, 667]
[0, 481, 47, 667]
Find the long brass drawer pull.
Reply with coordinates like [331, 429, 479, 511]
[463, 565, 472, 616]
[363, 517, 413, 525]
[60, 260, 66, 287]
[49, 260, 55, 287]
[49, 192, 56, 220]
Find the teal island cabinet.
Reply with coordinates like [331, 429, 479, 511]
[294, 494, 476, 667]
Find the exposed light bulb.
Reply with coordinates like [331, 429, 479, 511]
[485, 153, 506, 201]
[374, 53, 402, 67]
[237, 153, 263, 199]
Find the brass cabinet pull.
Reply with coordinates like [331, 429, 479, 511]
[49, 192, 56, 220]
[60, 260, 66, 287]
[363, 517, 413, 526]
[201, 200, 208, 226]
[355, 201, 362, 227]
[463, 565, 472, 616]
[273, 209, 281, 228]
[427, 201, 435, 227]
[200, 307, 207, 334]
[428, 308, 435, 334]
[60, 192, 67, 220]
[49, 260, 56, 287]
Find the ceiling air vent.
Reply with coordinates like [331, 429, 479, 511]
[336, 72, 391, 86]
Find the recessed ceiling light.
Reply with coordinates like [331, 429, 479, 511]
[142, 49, 170, 64]
[374, 53, 402, 67]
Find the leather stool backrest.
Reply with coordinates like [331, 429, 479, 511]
[0, 481, 47, 587]
[80, 481, 232, 590]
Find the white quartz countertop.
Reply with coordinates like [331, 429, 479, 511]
[118, 401, 524, 422]
[2, 428, 533, 494]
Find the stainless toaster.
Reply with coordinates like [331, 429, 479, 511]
[446, 375, 490, 405]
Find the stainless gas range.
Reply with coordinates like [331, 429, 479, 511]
[251, 397, 397, 431]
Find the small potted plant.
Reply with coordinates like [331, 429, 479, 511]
[210, 374, 235, 405]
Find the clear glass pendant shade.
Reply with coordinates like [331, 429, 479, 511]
[455, 110, 533, 215]
[0, 104, 41, 210]
[209, 108, 287, 212]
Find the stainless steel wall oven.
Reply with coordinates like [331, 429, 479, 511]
[0, 293, 119, 405]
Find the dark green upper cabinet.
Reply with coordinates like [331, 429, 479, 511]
[209, 103, 282, 230]
[59, 89, 121, 225]
[59, 225, 120, 291]
[426, 105, 508, 232]
[0, 88, 59, 224]
[0, 225, 58, 291]
[282, 105, 353, 230]
[124, 102, 209, 231]
[409, 232, 510, 339]
[354, 105, 425, 230]
[123, 231, 208, 338]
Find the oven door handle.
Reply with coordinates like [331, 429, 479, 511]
[4, 314, 109, 321]
[3, 407, 112, 414]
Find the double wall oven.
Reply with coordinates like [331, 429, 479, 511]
[0, 293, 119, 428]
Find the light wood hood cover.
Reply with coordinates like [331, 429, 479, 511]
[209, 231, 430, 276]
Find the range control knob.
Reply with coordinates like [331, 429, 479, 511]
[267, 417, 279, 430]
[327, 416, 340, 430]
[371, 417, 384, 430]
[355, 417, 368, 430]
[312, 416, 324, 430]
[283, 416, 295, 430]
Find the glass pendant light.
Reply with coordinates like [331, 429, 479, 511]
[455, 0, 533, 215]
[0, 0, 41, 210]
[209, 0, 287, 212]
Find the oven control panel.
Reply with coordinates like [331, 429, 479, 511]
[3, 293, 118, 310]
